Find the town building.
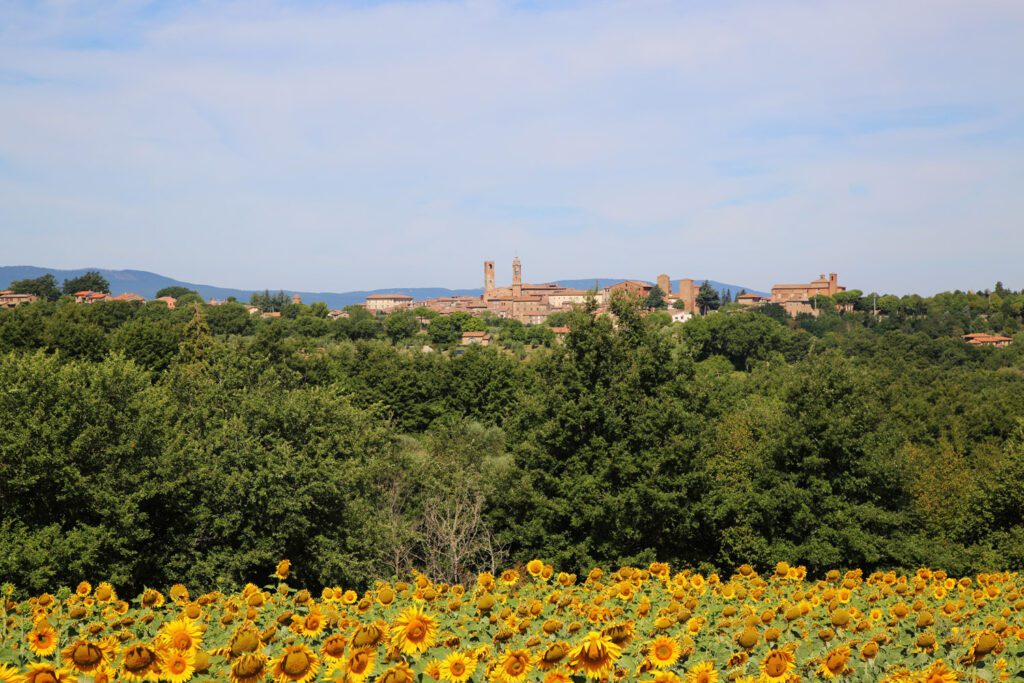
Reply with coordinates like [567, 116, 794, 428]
[736, 293, 767, 306]
[666, 309, 694, 324]
[461, 331, 492, 346]
[364, 293, 413, 313]
[962, 333, 1014, 348]
[729, 272, 849, 318]
[155, 296, 177, 309]
[109, 292, 146, 303]
[0, 290, 39, 308]
[771, 272, 845, 301]
[74, 290, 109, 304]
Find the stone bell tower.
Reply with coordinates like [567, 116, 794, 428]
[484, 260, 495, 298]
[512, 256, 522, 298]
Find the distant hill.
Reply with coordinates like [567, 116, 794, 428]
[0, 266, 767, 308]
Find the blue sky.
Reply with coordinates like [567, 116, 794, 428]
[1, 0, 1022, 294]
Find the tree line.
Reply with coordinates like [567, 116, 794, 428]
[0, 282, 1022, 594]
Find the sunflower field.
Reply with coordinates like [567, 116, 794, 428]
[2, 560, 1023, 683]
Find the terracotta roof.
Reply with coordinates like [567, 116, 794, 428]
[462, 331, 490, 337]
[964, 334, 1012, 344]
[550, 326, 570, 334]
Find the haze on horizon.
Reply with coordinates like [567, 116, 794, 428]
[1, 0, 1022, 296]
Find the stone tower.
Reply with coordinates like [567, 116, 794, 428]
[292, 293, 302, 305]
[484, 260, 495, 297]
[657, 274, 672, 297]
[678, 278, 697, 313]
[512, 256, 522, 298]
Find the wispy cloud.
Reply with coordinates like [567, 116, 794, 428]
[0, 0, 1022, 293]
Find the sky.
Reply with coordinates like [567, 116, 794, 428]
[1, 0, 1022, 295]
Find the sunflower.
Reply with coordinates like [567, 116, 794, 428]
[685, 661, 718, 683]
[227, 624, 264, 659]
[120, 644, 160, 682]
[377, 662, 415, 683]
[22, 663, 74, 683]
[269, 643, 319, 683]
[141, 589, 165, 608]
[341, 647, 376, 683]
[736, 627, 759, 650]
[647, 636, 682, 670]
[568, 631, 622, 680]
[295, 608, 326, 638]
[230, 653, 269, 683]
[538, 642, 570, 670]
[377, 586, 397, 606]
[500, 569, 520, 586]
[601, 621, 635, 647]
[919, 660, 957, 683]
[477, 572, 496, 591]
[859, 641, 879, 661]
[275, 560, 291, 581]
[94, 582, 116, 603]
[494, 648, 533, 683]
[169, 584, 190, 604]
[965, 630, 1001, 663]
[0, 664, 21, 683]
[390, 606, 439, 656]
[320, 634, 347, 661]
[194, 651, 212, 674]
[350, 622, 386, 649]
[59, 639, 108, 674]
[527, 560, 546, 578]
[160, 649, 196, 683]
[160, 618, 204, 652]
[439, 651, 477, 683]
[817, 645, 852, 679]
[27, 622, 58, 657]
[759, 646, 796, 683]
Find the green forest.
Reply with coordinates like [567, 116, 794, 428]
[1, 281, 1023, 595]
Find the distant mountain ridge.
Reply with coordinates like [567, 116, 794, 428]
[0, 266, 768, 309]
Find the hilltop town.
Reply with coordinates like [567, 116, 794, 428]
[2, 257, 844, 323]
[364, 257, 849, 324]
[1, 260, 1016, 349]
